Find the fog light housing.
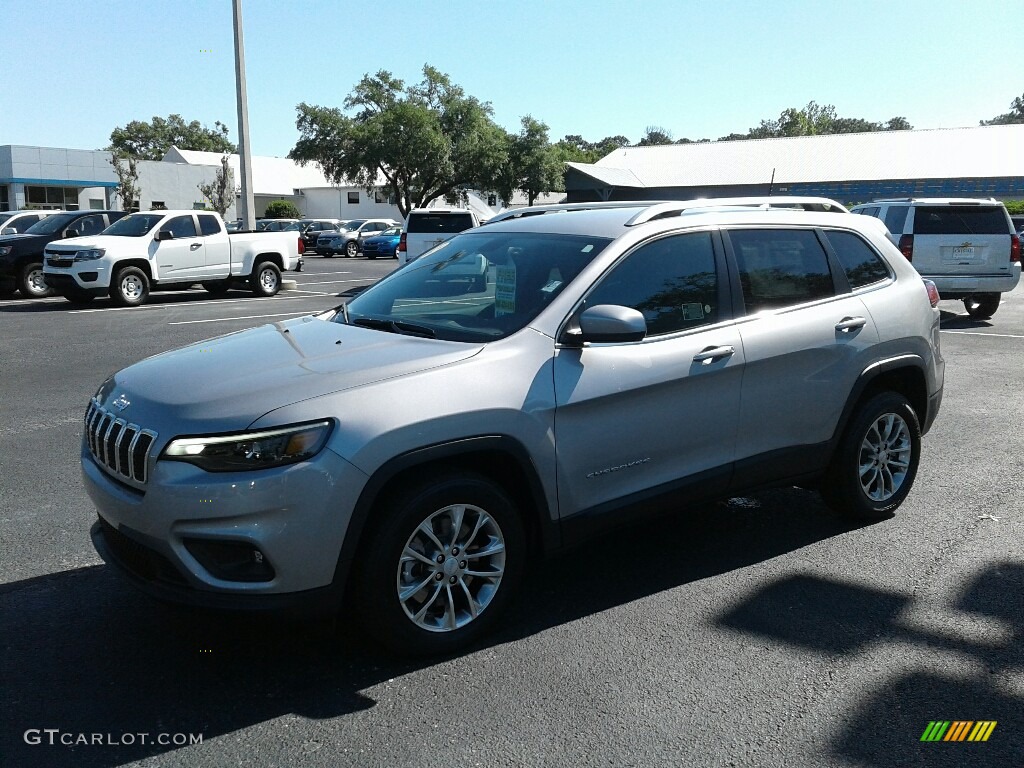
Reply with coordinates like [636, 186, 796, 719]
[183, 538, 276, 582]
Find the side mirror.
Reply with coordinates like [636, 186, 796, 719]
[156, 229, 174, 241]
[573, 305, 647, 344]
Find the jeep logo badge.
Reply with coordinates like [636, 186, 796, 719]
[112, 394, 131, 411]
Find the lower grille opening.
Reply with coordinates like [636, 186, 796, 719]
[98, 517, 186, 585]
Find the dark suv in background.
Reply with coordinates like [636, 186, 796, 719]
[0, 210, 125, 298]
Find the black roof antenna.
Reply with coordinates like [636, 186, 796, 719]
[768, 167, 776, 197]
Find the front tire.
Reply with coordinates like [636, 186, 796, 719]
[110, 266, 150, 307]
[250, 261, 281, 297]
[345, 240, 359, 258]
[19, 262, 54, 298]
[821, 392, 921, 520]
[963, 293, 1000, 319]
[352, 473, 526, 657]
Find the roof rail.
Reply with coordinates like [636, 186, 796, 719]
[869, 197, 998, 204]
[485, 200, 661, 225]
[625, 196, 849, 226]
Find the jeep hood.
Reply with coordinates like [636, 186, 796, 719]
[98, 316, 483, 433]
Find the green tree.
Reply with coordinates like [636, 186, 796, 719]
[493, 116, 563, 205]
[980, 93, 1024, 125]
[264, 200, 301, 219]
[726, 102, 912, 140]
[197, 155, 236, 217]
[110, 152, 141, 212]
[108, 114, 236, 161]
[290, 66, 508, 218]
[637, 126, 674, 146]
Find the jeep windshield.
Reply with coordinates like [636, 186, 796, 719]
[102, 213, 166, 237]
[340, 231, 611, 342]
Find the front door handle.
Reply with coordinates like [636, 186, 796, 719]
[835, 316, 867, 333]
[692, 345, 735, 364]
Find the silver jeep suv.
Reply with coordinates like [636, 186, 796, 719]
[84, 198, 944, 655]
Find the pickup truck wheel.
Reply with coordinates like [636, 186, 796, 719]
[393, 245, 400, 259]
[345, 240, 359, 258]
[202, 280, 231, 296]
[353, 473, 525, 657]
[251, 261, 281, 297]
[963, 293, 1000, 319]
[110, 266, 150, 307]
[19, 262, 54, 298]
[821, 392, 921, 520]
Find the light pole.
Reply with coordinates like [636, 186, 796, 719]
[232, 0, 256, 230]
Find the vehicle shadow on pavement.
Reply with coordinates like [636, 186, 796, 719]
[716, 563, 1023, 767]
[0, 289, 313, 314]
[938, 309, 993, 330]
[1, 488, 864, 767]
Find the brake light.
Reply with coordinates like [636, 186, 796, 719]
[898, 234, 914, 261]
[923, 279, 940, 308]
[1011, 233, 1020, 264]
[297, 237, 305, 255]
[398, 232, 407, 252]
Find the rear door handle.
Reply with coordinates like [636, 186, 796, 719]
[190, 243, 203, 251]
[692, 345, 735, 364]
[835, 316, 867, 333]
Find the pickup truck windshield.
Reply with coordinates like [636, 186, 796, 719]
[103, 214, 165, 237]
[340, 231, 611, 342]
[24, 212, 79, 235]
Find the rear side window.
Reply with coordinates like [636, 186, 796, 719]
[912, 206, 1009, 235]
[883, 206, 908, 234]
[729, 229, 835, 313]
[824, 230, 891, 289]
[586, 232, 719, 336]
[12, 215, 41, 232]
[198, 215, 221, 236]
[856, 207, 880, 218]
[407, 213, 474, 234]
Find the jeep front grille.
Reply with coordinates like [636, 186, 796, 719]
[85, 399, 157, 484]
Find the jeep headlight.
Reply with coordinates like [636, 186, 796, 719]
[74, 248, 106, 262]
[162, 420, 332, 472]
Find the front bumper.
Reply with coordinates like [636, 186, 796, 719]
[83, 441, 370, 605]
[45, 273, 107, 296]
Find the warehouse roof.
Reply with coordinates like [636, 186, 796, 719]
[567, 125, 1024, 188]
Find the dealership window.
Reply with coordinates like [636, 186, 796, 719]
[374, 190, 386, 203]
[0, 185, 8, 211]
[348, 191, 359, 204]
[89, 198, 104, 210]
[25, 185, 79, 210]
[193, 202, 207, 210]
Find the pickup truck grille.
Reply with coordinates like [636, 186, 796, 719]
[46, 257, 75, 268]
[85, 399, 158, 484]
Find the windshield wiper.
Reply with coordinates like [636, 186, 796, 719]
[351, 317, 435, 338]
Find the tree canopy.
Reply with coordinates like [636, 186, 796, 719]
[290, 66, 509, 217]
[980, 93, 1024, 126]
[718, 102, 912, 141]
[492, 116, 563, 206]
[108, 114, 237, 161]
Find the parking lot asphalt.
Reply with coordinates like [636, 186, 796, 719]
[1, 260, 1022, 768]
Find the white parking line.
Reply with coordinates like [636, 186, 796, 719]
[290, 278, 373, 286]
[168, 310, 314, 326]
[940, 330, 1024, 339]
[68, 294, 315, 314]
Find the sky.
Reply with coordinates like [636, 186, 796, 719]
[1, 0, 1020, 158]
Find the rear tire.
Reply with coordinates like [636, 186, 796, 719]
[345, 240, 359, 258]
[250, 261, 281, 297]
[19, 262, 54, 298]
[821, 392, 921, 520]
[963, 293, 1000, 319]
[351, 473, 526, 657]
[110, 266, 150, 307]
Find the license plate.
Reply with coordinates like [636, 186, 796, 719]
[951, 246, 976, 258]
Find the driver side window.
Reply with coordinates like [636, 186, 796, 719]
[585, 232, 719, 336]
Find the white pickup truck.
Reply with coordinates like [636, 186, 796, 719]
[42, 210, 304, 306]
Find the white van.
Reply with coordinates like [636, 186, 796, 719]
[398, 208, 480, 265]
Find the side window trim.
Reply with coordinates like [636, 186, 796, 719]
[814, 227, 852, 295]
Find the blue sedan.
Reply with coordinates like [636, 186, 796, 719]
[360, 226, 402, 260]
